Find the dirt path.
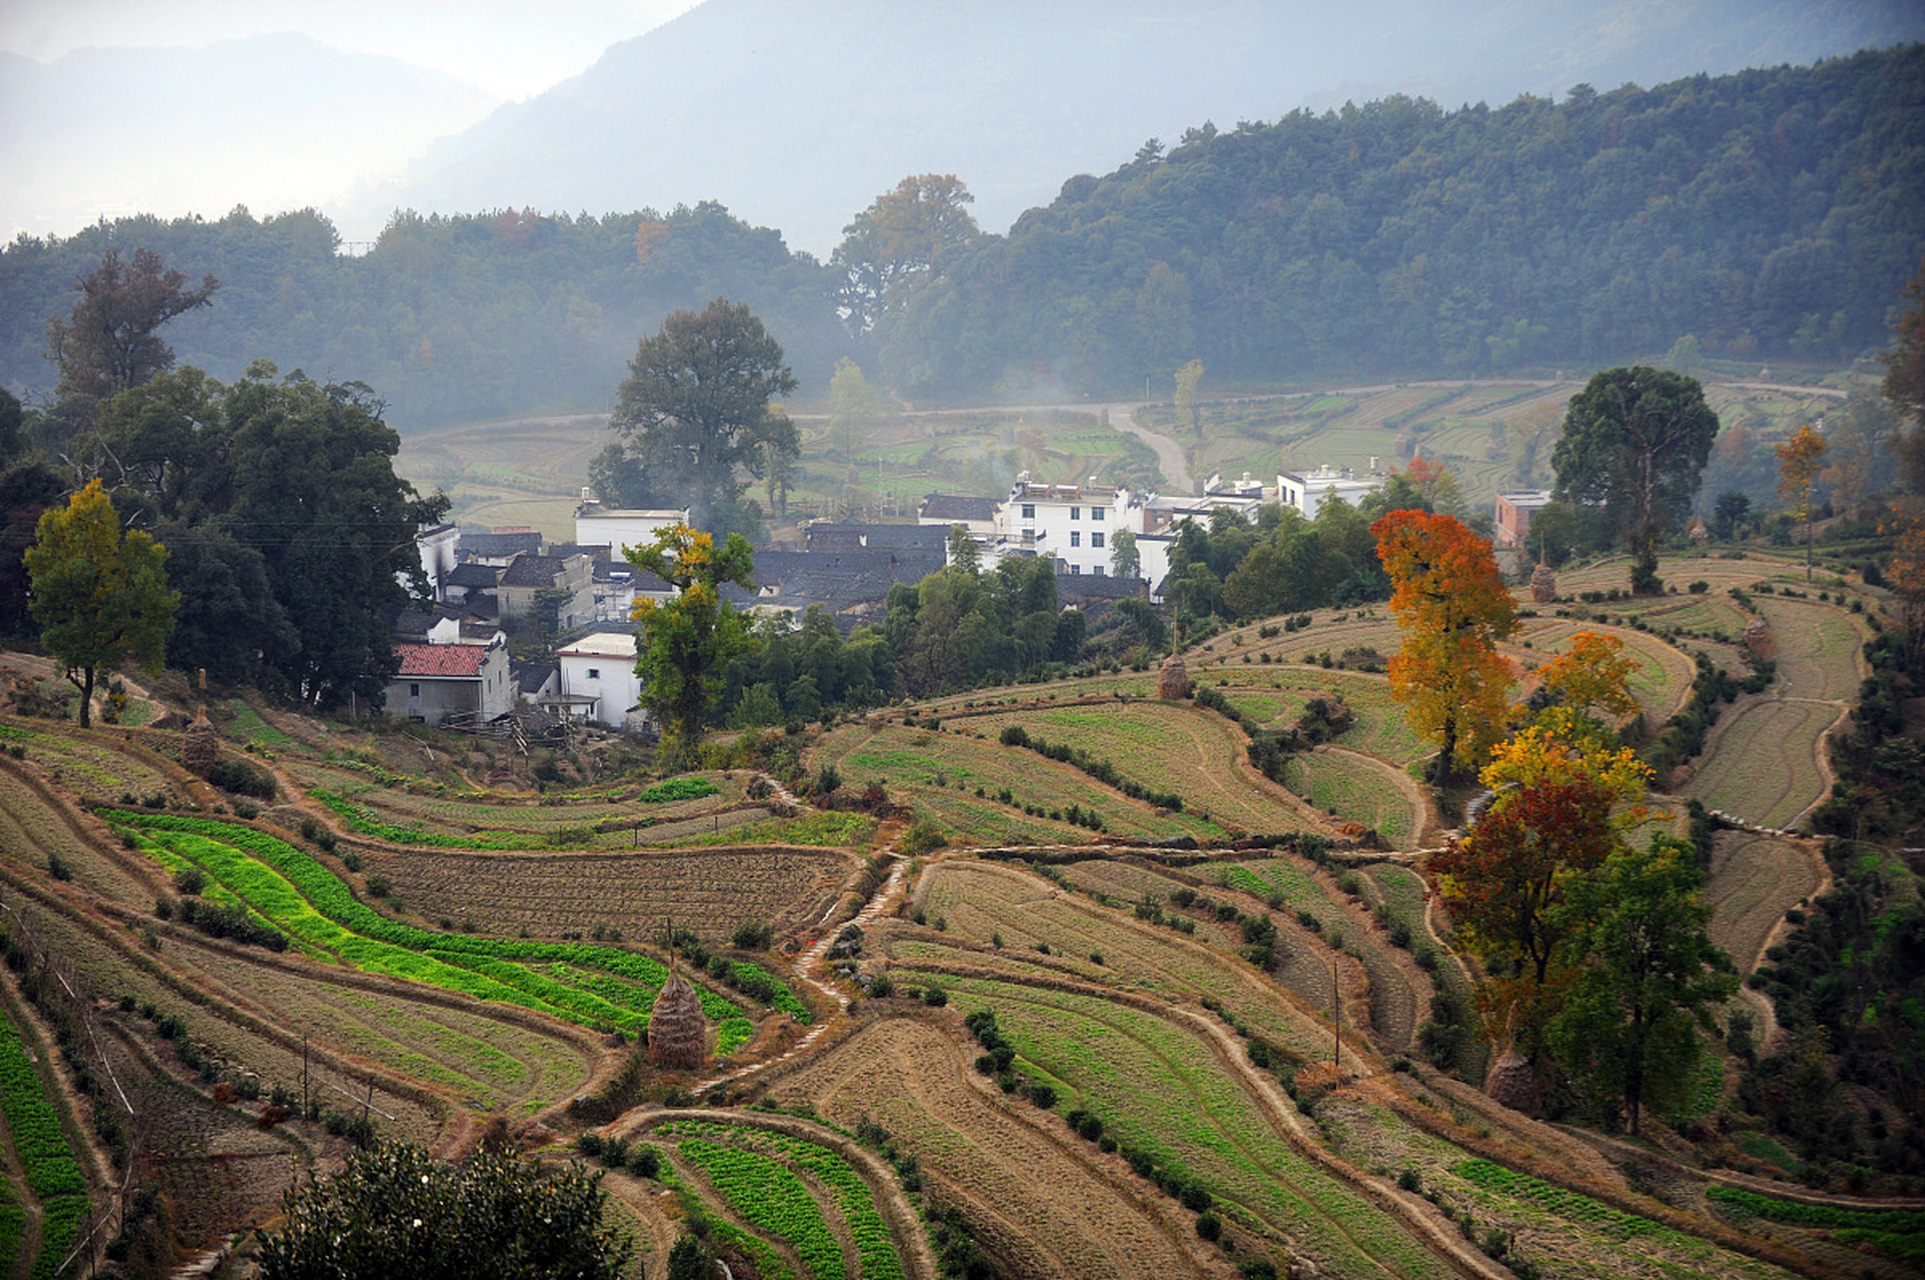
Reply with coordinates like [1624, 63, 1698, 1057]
[1105, 401, 1194, 493]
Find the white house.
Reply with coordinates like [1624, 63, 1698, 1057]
[411, 522, 459, 601]
[573, 493, 691, 554]
[1278, 463, 1387, 519]
[995, 473, 1124, 576]
[552, 632, 646, 731]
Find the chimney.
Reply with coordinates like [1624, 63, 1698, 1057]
[1369, 456, 1378, 472]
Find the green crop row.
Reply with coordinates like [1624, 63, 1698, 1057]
[309, 788, 534, 849]
[108, 812, 798, 1035]
[1705, 1184, 1925, 1233]
[1454, 1160, 1670, 1239]
[637, 778, 720, 803]
[0, 1203, 23, 1275]
[660, 1122, 901, 1280]
[680, 1139, 843, 1280]
[0, 1008, 88, 1201]
[30, 1195, 88, 1280]
[652, 1157, 797, 1280]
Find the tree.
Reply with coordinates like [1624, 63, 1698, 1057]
[44, 248, 219, 399]
[606, 299, 799, 534]
[832, 174, 981, 334]
[1529, 630, 1641, 744]
[1546, 836, 1738, 1135]
[155, 521, 297, 686]
[828, 356, 883, 466]
[666, 1235, 713, 1280]
[1774, 422, 1827, 582]
[255, 1139, 633, 1280]
[629, 522, 758, 750]
[1372, 510, 1518, 781]
[1428, 727, 1655, 1050]
[23, 479, 177, 727]
[1552, 367, 1720, 593]
[1110, 528, 1141, 581]
[1173, 359, 1205, 437]
[947, 523, 981, 574]
[1712, 490, 1752, 541]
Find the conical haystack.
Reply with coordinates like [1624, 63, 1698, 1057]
[1743, 615, 1774, 662]
[1529, 562, 1557, 604]
[647, 961, 708, 1069]
[1158, 653, 1192, 701]
[181, 709, 219, 775]
[1484, 1048, 1539, 1114]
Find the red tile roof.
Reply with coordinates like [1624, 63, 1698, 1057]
[394, 643, 490, 678]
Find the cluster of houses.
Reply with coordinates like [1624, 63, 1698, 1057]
[390, 473, 1555, 737]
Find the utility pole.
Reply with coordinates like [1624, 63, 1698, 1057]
[1332, 955, 1341, 1075]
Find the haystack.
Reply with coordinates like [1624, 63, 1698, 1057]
[1529, 562, 1557, 604]
[647, 962, 708, 1069]
[1158, 653, 1192, 701]
[181, 709, 219, 775]
[1484, 1048, 1539, 1114]
[1743, 615, 1774, 662]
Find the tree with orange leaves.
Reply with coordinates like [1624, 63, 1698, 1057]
[1529, 630, 1641, 745]
[1775, 422, 1827, 582]
[1372, 510, 1518, 782]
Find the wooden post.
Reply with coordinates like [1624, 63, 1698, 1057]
[301, 1034, 309, 1118]
[1332, 955, 1341, 1075]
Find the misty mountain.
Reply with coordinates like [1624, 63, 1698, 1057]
[358, 0, 1925, 255]
[0, 34, 497, 242]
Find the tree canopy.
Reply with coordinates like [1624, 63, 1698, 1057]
[1372, 509, 1517, 779]
[629, 522, 759, 750]
[606, 297, 799, 536]
[1552, 366, 1720, 592]
[23, 479, 177, 727]
[43, 247, 218, 401]
[255, 1140, 633, 1280]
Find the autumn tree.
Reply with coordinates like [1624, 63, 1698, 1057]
[629, 523, 758, 752]
[23, 479, 177, 727]
[606, 299, 799, 538]
[1428, 727, 1655, 1047]
[1552, 366, 1720, 594]
[1775, 422, 1827, 581]
[1528, 630, 1641, 745]
[44, 248, 219, 400]
[1546, 836, 1738, 1135]
[827, 356, 883, 466]
[832, 174, 982, 335]
[1373, 510, 1519, 782]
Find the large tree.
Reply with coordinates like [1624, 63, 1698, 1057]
[44, 247, 219, 400]
[1774, 422, 1827, 582]
[255, 1139, 633, 1280]
[1372, 509, 1518, 781]
[23, 479, 177, 727]
[1547, 836, 1738, 1135]
[629, 522, 758, 751]
[831, 174, 981, 336]
[1551, 366, 1720, 593]
[606, 298, 799, 536]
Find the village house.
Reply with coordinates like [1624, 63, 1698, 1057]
[496, 551, 595, 629]
[551, 632, 646, 731]
[573, 492, 690, 553]
[384, 637, 512, 727]
[1278, 462, 1388, 518]
[1494, 489, 1556, 547]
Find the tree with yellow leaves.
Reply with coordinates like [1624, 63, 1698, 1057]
[1528, 629, 1642, 745]
[1372, 509, 1518, 783]
[1775, 422, 1827, 582]
[628, 523, 757, 752]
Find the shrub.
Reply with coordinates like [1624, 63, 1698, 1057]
[730, 921, 774, 950]
[206, 757, 278, 799]
[921, 985, 947, 1007]
[899, 819, 946, 856]
[1196, 1212, 1222, 1241]
[364, 875, 391, 899]
[174, 866, 205, 896]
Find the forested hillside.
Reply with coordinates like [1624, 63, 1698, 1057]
[1, 45, 1919, 427]
[0, 202, 848, 428]
[873, 44, 1925, 397]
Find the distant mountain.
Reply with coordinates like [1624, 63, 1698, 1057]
[0, 34, 497, 241]
[357, 0, 1925, 255]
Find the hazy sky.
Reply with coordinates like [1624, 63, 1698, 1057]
[0, 0, 703, 99]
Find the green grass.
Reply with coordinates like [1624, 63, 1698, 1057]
[679, 1139, 844, 1280]
[1454, 1160, 1679, 1241]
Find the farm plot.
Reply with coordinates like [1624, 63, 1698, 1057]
[1753, 597, 1864, 701]
[938, 977, 1443, 1279]
[766, 1015, 1220, 1280]
[658, 1120, 906, 1280]
[1510, 620, 1696, 723]
[1705, 833, 1825, 974]
[1551, 555, 1794, 598]
[1276, 749, 1417, 848]
[961, 703, 1320, 835]
[107, 811, 783, 1048]
[0, 721, 176, 801]
[0, 1001, 89, 1280]
[679, 1138, 846, 1280]
[1682, 699, 1835, 829]
[911, 859, 1333, 1060]
[167, 933, 598, 1112]
[816, 723, 1219, 845]
[362, 845, 849, 943]
[1205, 615, 1405, 674]
[0, 766, 161, 909]
[1223, 860, 1421, 1051]
[1207, 670, 1422, 765]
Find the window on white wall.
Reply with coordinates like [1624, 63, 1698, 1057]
[587, 667, 601, 679]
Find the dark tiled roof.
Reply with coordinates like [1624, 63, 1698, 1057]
[596, 560, 673, 592]
[500, 553, 564, 587]
[806, 522, 950, 554]
[1057, 573, 1149, 603]
[920, 493, 999, 522]
[511, 659, 557, 695]
[446, 562, 503, 588]
[459, 529, 543, 559]
[394, 643, 490, 678]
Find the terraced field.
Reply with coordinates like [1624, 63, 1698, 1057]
[1277, 749, 1419, 848]
[1704, 833, 1826, 975]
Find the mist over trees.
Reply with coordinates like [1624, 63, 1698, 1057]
[0, 45, 1919, 427]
